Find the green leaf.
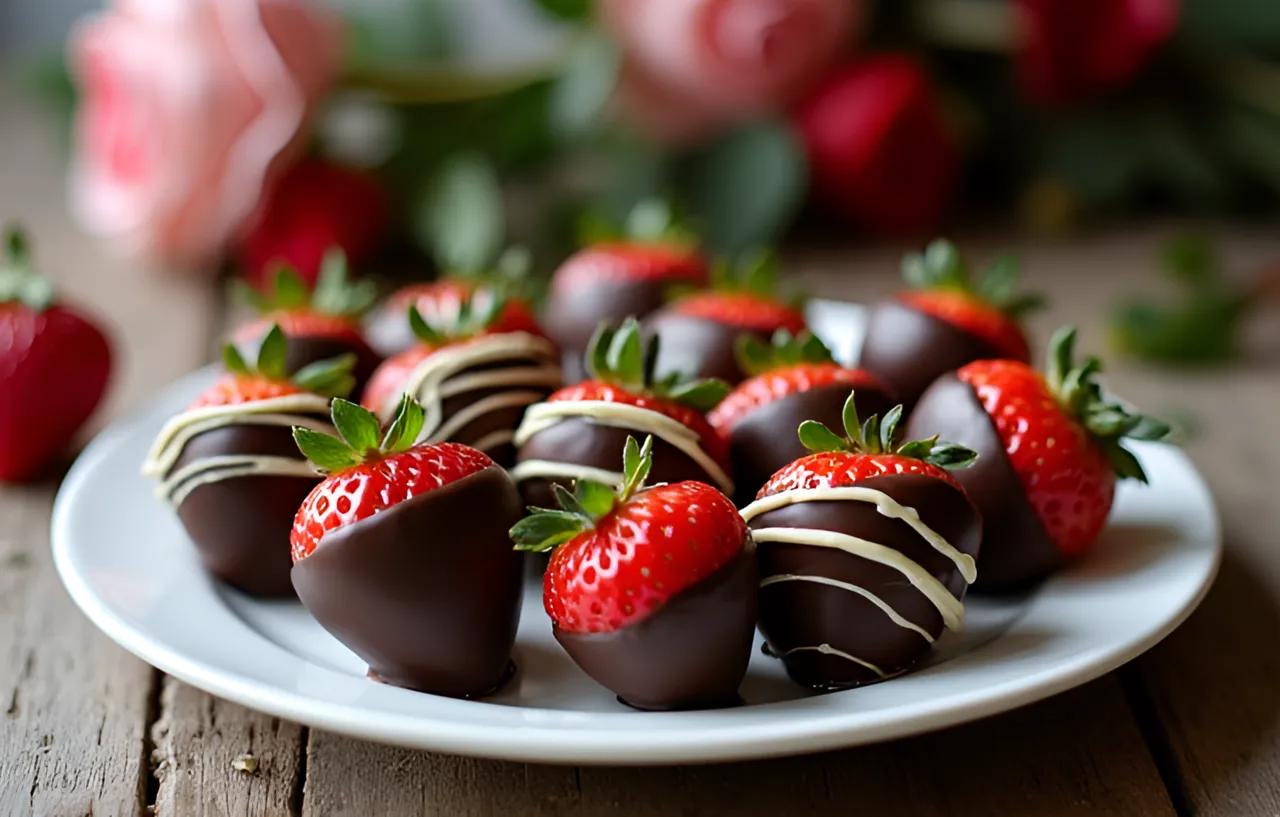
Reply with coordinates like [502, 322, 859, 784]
[925, 443, 979, 470]
[221, 343, 250, 376]
[680, 121, 807, 256]
[664, 378, 730, 413]
[879, 405, 903, 452]
[586, 323, 614, 380]
[417, 152, 503, 273]
[255, 324, 288, 381]
[620, 434, 654, 499]
[330, 398, 382, 455]
[380, 394, 426, 453]
[292, 427, 360, 473]
[312, 248, 378, 317]
[1102, 442, 1149, 483]
[897, 435, 939, 461]
[841, 391, 861, 443]
[408, 305, 446, 345]
[978, 255, 1020, 305]
[1127, 415, 1172, 441]
[531, 0, 591, 20]
[1047, 326, 1078, 391]
[510, 510, 586, 553]
[860, 415, 882, 454]
[550, 32, 619, 139]
[606, 318, 645, 386]
[270, 265, 309, 310]
[923, 240, 963, 285]
[292, 354, 357, 399]
[797, 420, 847, 453]
[553, 482, 591, 519]
[575, 479, 616, 519]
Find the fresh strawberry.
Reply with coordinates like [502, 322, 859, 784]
[953, 326, 1170, 558]
[747, 393, 981, 691]
[0, 227, 112, 481]
[709, 331, 894, 500]
[860, 239, 1044, 407]
[366, 248, 545, 357]
[290, 396, 494, 562]
[191, 324, 355, 410]
[233, 249, 381, 388]
[644, 251, 807, 383]
[511, 435, 755, 709]
[544, 201, 708, 380]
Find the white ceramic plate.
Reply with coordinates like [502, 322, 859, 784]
[52, 301, 1221, 765]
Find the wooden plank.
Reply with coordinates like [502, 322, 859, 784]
[0, 80, 219, 815]
[152, 678, 306, 817]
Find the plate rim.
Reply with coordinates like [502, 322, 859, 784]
[50, 318, 1223, 766]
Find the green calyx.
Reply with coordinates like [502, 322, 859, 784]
[902, 239, 1044, 318]
[221, 324, 356, 399]
[510, 435, 653, 553]
[1045, 326, 1171, 483]
[576, 198, 697, 249]
[292, 394, 426, 474]
[735, 329, 833, 376]
[447, 245, 542, 305]
[407, 289, 507, 346]
[585, 318, 729, 413]
[797, 391, 978, 470]
[708, 248, 801, 306]
[0, 225, 55, 311]
[236, 249, 378, 318]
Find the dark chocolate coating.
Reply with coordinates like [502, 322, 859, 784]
[555, 549, 757, 710]
[291, 465, 524, 697]
[236, 331, 382, 393]
[544, 279, 671, 383]
[728, 382, 896, 504]
[515, 419, 726, 509]
[905, 373, 1061, 591]
[642, 309, 770, 384]
[859, 299, 1002, 409]
[171, 423, 319, 598]
[750, 473, 981, 690]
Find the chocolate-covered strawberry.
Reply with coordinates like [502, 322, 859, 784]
[290, 396, 523, 697]
[907, 326, 1170, 591]
[742, 392, 981, 690]
[709, 330, 895, 502]
[233, 250, 382, 390]
[643, 251, 806, 384]
[365, 249, 544, 358]
[544, 202, 708, 382]
[513, 435, 756, 710]
[860, 239, 1043, 407]
[511, 318, 733, 508]
[142, 325, 354, 597]
[362, 294, 560, 466]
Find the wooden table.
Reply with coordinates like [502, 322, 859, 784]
[4, 85, 1280, 817]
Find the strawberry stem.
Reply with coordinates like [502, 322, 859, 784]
[735, 329, 833, 376]
[584, 319, 729, 412]
[902, 238, 1044, 317]
[219, 324, 355, 398]
[797, 391, 978, 469]
[292, 394, 426, 474]
[0, 224, 54, 311]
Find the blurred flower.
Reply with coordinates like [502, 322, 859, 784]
[68, 0, 341, 269]
[602, 0, 858, 143]
[1016, 0, 1179, 107]
[794, 54, 959, 235]
[236, 158, 387, 289]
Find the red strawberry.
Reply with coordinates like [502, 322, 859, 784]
[289, 395, 524, 697]
[860, 239, 1044, 407]
[0, 228, 112, 481]
[544, 201, 708, 381]
[709, 330, 894, 500]
[746, 393, 981, 690]
[513, 319, 732, 509]
[233, 250, 381, 389]
[511, 435, 755, 709]
[644, 251, 807, 383]
[907, 326, 1171, 590]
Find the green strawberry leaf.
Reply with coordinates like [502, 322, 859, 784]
[0, 225, 55, 311]
[379, 393, 426, 453]
[255, 324, 289, 381]
[902, 239, 1043, 317]
[292, 427, 360, 473]
[575, 479, 616, 519]
[510, 510, 585, 553]
[331, 398, 382, 455]
[292, 354, 357, 399]
[797, 420, 847, 453]
[221, 343, 251, 377]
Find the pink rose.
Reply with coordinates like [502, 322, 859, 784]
[69, 0, 341, 269]
[602, 0, 858, 143]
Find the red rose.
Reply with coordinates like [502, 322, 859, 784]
[237, 158, 387, 288]
[1016, 0, 1179, 106]
[793, 54, 959, 236]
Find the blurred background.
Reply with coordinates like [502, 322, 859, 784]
[2, 0, 1279, 366]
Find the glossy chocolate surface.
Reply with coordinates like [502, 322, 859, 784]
[859, 299, 1002, 408]
[749, 473, 981, 690]
[545, 279, 670, 383]
[291, 465, 524, 697]
[642, 309, 768, 384]
[171, 423, 319, 598]
[906, 372, 1061, 591]
[515, 419, 722, 509]
[728, 382, 895, 504]
[555, 549, 757, 710]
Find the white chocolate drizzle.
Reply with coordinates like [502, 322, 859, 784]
[157, 455, 319, 507]
[377, 333, 561, 456]
[507, 460, 625, 488]
[781, 644, 887, 679]
[760, 574, 935, 643]
[511, 400, 734, 494]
